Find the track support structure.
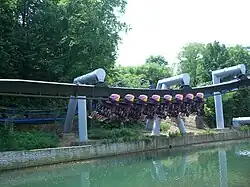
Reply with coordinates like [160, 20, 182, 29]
[212, 64, 246, 129]
[64, 68, 106, 142]
[148, 73, 191, 135]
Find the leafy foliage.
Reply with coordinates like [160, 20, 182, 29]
[168, 131, 182, 138]
[108, 62, 171, 88]
[0, 125, 59, 151]
[0, 0, 128, 81]
[146, 55, 168, 66]
[239, 125, 250, 131]
[88, 128, 152, 143]
[177, 43, 205, 86]
[160, 121, 171, 132]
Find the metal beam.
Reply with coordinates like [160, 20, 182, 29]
[232, 117, 250, 127]
[157, 73, 190, 89]
[73, 68, 106, 84]
[0, 77, 250, 99]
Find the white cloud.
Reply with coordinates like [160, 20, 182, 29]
[117, 0, 250, 66]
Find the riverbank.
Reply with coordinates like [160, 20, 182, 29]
[1, 129, 250, 171]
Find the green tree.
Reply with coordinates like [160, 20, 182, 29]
[0, 0, 129, 110]
[177, 43, 205, 86]
[0, 0, 128, 82]
[228, 45, 250, 68]
[201, 41, 231, 82]
[107, 62, 172, 88]
[0, 0, 17, 78]
[146, 55, 168, 66]
[62, 0, 129, 81]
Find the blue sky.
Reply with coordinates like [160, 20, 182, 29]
[117, 0, 250, 67]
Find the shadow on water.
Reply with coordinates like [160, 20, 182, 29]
[1, 139, 250, 187]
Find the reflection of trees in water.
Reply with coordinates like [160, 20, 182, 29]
[86, 150, 168, 187]
[196, 151, 219, 186]
[159, 151, 219, 187]
[81, 145, 250, 187]
[197, 151, 218, 173]
[226, 150, 250, 187]
[151, 160, 169, 181]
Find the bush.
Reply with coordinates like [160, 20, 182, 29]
[168, 131, 182, 138]
[88, 127, 152, 143]
[198, 129, 216, 135]
[0, 125, 59, 151]
[204, 89, 250, 128]
[160, 121, 171, 132]
[204, 97, 216, 128]
[90, 120, 144, 130]
[88, 128, 137, 139]
[239, 125, 250, 132]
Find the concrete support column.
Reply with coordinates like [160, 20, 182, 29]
[212, 75, 224, 129]
[64, 96, 78, 132]
[176, 115, 187, 134]
[151, 117, 161, 135]
[78, 96, 88, 142]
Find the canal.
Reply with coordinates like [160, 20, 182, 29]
[1, 139, 250, 187]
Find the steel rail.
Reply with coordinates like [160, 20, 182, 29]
[0, 77, 249, 99]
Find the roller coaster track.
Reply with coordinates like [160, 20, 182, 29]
[0, 75, 249, 99]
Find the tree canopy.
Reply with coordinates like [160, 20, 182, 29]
[0, 0, 129, 82]
[108, 62, 171, 88]
[146, 55, 168, 66]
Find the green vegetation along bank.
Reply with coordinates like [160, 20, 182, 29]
[1, 129, 250, 171]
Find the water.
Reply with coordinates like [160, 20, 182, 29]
[1, 140, 250, 187]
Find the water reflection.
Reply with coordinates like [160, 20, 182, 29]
[218, 149, 228, 187]
[1, 140, 250, 187]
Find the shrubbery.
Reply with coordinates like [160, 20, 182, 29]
[90, 119, 145, 130]
[160, 121, 171, 132]
[88, 121, 152, 143]
[204, 89, 250, 128]
[239, 125, 250, 131]
[168, 131, 182, 138]
[0, 125, 59, 151]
